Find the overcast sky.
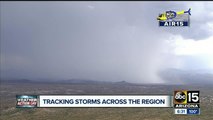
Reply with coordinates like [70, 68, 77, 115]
[1, 2, 213, 83]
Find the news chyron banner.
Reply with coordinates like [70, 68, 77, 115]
[16, 95, 172, 108]
[16, 90, 200, 115]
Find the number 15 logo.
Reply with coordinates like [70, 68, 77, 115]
[187, 91, 199, 103]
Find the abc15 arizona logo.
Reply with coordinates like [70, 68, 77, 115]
[174, 90, 199, 105]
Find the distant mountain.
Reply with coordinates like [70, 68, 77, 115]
[1, 78, 133, 85]
[158, 68, 213, 84]
[1, 79, 32, 83]
[59, 79, 110, 84]
[115, 81, 131, 85]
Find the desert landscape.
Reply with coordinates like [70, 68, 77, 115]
[1, 81, 212, 120]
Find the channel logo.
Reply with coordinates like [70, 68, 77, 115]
[174, 90, 199, 104]
[157, 8, 191, 27]
[174, 91, 187, 104]
[174, 90, 200, 115]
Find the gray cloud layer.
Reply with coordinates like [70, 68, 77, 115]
[1, 2, 213, 83]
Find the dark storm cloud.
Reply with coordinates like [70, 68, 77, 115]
[1, 2, 212, 83]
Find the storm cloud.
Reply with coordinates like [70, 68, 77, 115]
[1, 2, 213, 83]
